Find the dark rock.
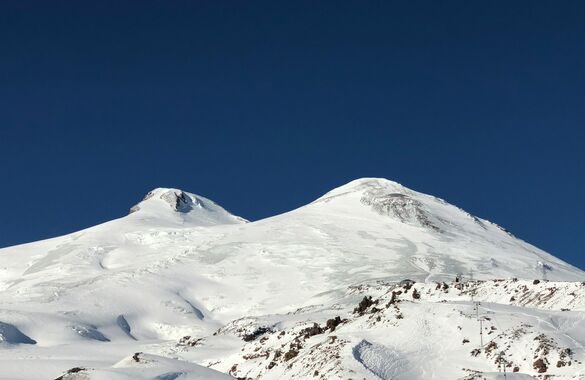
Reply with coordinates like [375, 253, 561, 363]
[53, 367, 86, 380]
[386, 291, 398, 307]
[533, 358, 547, 373]
[485, 341, 498, 354]
[300, 323, 323, 339]
[273, 349, 282, 360]
[243, 326, 273, 342]
[412, 288, 420, 300]
[326, 316, 342, 332]
[354, 296, 376, 314]
[284, 349, 299, 361]
[400, 279, 415, 292]
[178, 335, 204, 347]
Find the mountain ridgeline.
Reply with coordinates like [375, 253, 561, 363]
[0, 178, 583, 379]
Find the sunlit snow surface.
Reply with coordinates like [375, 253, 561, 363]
[0, 179, 583, 379]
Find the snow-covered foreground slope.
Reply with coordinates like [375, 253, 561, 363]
[201, 278, 585, 379]
[0, 179, 583, 379]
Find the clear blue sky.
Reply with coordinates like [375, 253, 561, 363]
[1, 1, 583, 269]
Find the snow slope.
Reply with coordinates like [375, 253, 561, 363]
[0, 178, 583, 379]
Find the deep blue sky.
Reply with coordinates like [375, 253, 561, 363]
[0, 1, 583, 269]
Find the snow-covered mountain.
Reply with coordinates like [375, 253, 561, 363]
[128, 188, 248, 226]
[0, 178, 583, 380]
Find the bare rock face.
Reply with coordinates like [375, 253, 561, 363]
[360, 187, 442, 232]
[53, 366, 86, 380]
[533, 358, 548, 373]
[127, 188, 247, 225]
[130, 189, 199, 214]
[159, 190, 198, 212]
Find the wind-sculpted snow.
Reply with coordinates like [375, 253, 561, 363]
[116, 315, 136, 340]
[70, 324, 110, 342]
[52, 353, 232, 380]
[0, 322, 36, 345]
[0, 178, 583, 379]
[353, 340, 408, 379]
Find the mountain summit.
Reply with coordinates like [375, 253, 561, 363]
[128, 187, 247, 226]
[313, 177, 486, 232]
